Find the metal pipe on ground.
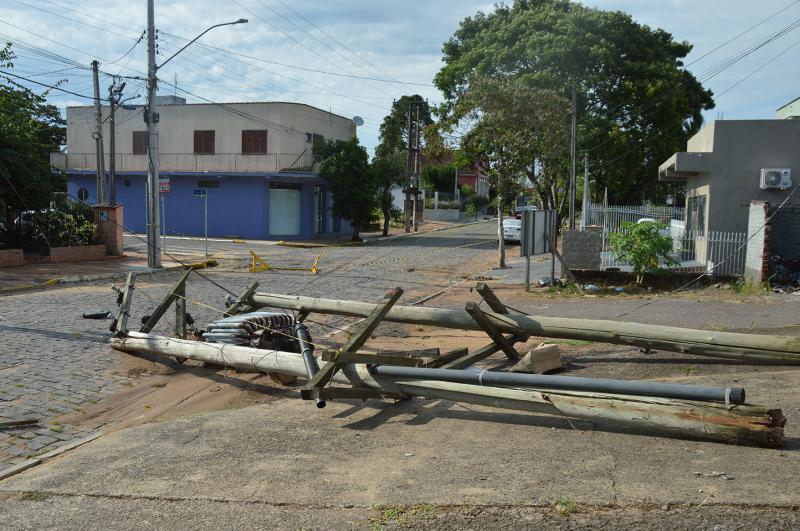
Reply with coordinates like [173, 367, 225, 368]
[111, 333, 785, 447]
[294, 324, 324, 408]
[248, 292, 800, 364]
[369, 365, 745, 404]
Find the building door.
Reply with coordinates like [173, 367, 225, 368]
[269, 184, 302, 236]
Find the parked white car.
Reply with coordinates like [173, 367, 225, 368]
[501, 217, 522, 243]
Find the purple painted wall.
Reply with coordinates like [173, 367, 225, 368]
[66, 172, 346, 240]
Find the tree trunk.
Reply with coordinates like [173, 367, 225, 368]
[382, 207, 390, 237]
[351, 223, 361, 242]
[497, 192, 506, 268]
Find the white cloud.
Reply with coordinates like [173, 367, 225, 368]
[1, 0, 797, 155]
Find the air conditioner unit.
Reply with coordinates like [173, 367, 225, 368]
[760, 168, 792, 190]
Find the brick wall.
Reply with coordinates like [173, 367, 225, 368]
[48, 245, 108, 263]
[562, 230, 602, 270]
[0, 249, 25, 268]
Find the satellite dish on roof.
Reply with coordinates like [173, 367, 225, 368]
[352, 115, 364, 126]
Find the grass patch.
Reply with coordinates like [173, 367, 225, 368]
[48, 425, 63, 433]
[731, 281, 768, 296]
[20, 491, 50, 502]
[551, 497, 577, 517]
[372, 504, 436, 529]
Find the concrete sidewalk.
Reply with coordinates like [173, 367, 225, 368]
[0, 364, 798, 528]
[0, 253, 210, 292]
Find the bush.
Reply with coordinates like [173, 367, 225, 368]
[27, 209, 96, 248]
[609, 221, 677, 283]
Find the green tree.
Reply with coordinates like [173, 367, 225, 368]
[375, 95, 434, 159]
[0, 43, 66, 228]
[609, 221, 677, 283]
[372, 154, 405, 237]
[318, 137, 377, 241]
[435, 0, 714, 204]
[459, 76, 570, 215]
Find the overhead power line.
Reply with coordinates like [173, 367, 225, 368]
[272, 0, 406, 87]
[0, 69, 105, 101]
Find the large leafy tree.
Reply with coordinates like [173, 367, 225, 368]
[318, 137, 377, 241]
[0, 43, 66, 228]
[435, 0, 715, 204]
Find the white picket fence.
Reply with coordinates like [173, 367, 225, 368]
[601, 229, 748, 277]
[584, 203, 684, 233]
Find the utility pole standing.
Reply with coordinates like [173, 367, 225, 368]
[412, 103, 421, 232]
[145, 0, 162, 268]
[581, 154, 589, 230]
[568, 85, 577, 230]
[108, 79, 125, 206]
[91, 60, 106, 204]
[404, 104, 413, 233]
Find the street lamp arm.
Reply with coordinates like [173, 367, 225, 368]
[157, 19, 248, 70]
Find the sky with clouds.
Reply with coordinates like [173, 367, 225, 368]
[1, 0, 798, 156]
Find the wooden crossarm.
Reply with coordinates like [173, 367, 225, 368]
[140, 270, 192, 333]
[224, 281, 259, 316]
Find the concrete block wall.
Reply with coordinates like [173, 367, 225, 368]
[562, 230, 602, 270]
[744, 201, 770, 285]
[769, 205, 800, 260]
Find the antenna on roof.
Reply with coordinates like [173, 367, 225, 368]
[352, 116, 364, 127]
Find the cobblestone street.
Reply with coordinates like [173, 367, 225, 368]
[0, 222, 499, 470]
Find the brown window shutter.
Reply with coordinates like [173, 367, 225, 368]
[242, 130, 267, 154]
[194, 130, 215, 154]
[133, 131, 147, 155]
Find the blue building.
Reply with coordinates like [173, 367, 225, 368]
[54, 98, 357, 240]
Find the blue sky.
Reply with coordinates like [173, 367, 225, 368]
[1, 0, 798, 155]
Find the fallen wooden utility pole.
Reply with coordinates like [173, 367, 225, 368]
[112, 332, 785, 448]
[247, 292, 800, 364]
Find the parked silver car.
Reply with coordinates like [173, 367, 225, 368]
[502, 217, 522, 243]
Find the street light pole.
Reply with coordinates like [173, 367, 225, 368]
[143, 1, 247, 269]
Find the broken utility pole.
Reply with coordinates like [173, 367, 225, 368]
[247, 292, 800, 364]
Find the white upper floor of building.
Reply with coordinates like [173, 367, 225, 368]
[53, 98, 357, 173]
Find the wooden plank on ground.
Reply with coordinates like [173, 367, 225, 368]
[317, 387, 406, 400]
[319, 350, 425, 367]
[440, 336, 521, 370]
[465, 302, 520, 361]
[426, 347, 469, 368]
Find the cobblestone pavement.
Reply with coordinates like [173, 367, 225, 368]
[0, 221, 499, 471]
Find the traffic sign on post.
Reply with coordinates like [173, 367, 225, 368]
[193, 188, 207, 198]
[159, 178, 170, 193]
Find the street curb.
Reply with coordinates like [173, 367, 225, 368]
[276, 240, 363, 249]
[0, 260, 218, 295]
[0, 433, 102, 482]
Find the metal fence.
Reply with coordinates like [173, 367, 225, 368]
[584, 203, 684, 233]
[601, 229, 748, 277]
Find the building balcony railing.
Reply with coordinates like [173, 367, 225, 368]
[50, 152, 321, 174]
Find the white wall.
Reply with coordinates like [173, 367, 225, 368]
[66, 101, 356, 159]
